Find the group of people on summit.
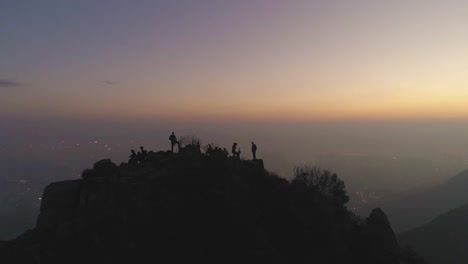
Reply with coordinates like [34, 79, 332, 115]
[128, 146, 148, 164]
[231, 142, 256, 159]
[129, 132, 259, 164]
[170, 132, 258, 160]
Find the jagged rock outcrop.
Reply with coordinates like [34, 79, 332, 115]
[364, 208, 399, 264]
[0, 152, 421, 264]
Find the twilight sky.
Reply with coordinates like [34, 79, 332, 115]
[2, 0, 468, 121]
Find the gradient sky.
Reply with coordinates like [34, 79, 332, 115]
[2, 0, 468, 121]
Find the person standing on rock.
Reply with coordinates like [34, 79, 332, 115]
[251, 142, 257, 160]
[140, 146, 147, 162]
[169, 132, 178, 152]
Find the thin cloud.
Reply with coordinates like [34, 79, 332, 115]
[102, 81, 116, 85]
[0, 79, 23, 88]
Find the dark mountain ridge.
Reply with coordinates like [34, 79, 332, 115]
[0, 149, 424, 263]
[399, 203, 468, 264]
[383, 169, 468, 232]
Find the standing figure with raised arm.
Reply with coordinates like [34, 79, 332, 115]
[169, 132, 178, 152]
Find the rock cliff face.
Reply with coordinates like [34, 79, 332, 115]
[0, 151, 418, 264]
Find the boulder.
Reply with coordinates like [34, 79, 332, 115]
[36, 180, 81, 240]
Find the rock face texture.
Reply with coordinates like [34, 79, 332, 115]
[0, 151, 421, 264]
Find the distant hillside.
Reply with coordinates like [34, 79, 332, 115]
[382, 170, 468, 232]
[398, 204, 468, 264]
[0, 149, 424, 264]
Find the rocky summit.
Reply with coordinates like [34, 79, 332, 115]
[0, 150, 423, 264]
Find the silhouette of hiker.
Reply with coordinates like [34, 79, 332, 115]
[129, 149, 137, 164]
[231, 143, 240, 158]
[140, 146, 147, 162]
[169, 132, 178, 152]
[251, 142, 257, 160]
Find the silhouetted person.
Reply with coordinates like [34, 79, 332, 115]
[251, 142, 257, 160]
[231, 143, 240, 158]
[140, 146, 147, 162]
[129, 149, 137, 164]
[169, 132, 178, 152]
[223, 148, 229, 157]
[231, 143, 237, 156]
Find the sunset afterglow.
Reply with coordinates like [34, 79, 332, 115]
[2, 1, 468, 121]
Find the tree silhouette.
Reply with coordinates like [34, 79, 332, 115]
[292, 166, 349, 206]
[178, 134, 201, 148]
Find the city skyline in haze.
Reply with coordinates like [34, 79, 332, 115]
[2, 1, 468, 121]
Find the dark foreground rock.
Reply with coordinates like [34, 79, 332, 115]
[1, 152, 423, 264]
